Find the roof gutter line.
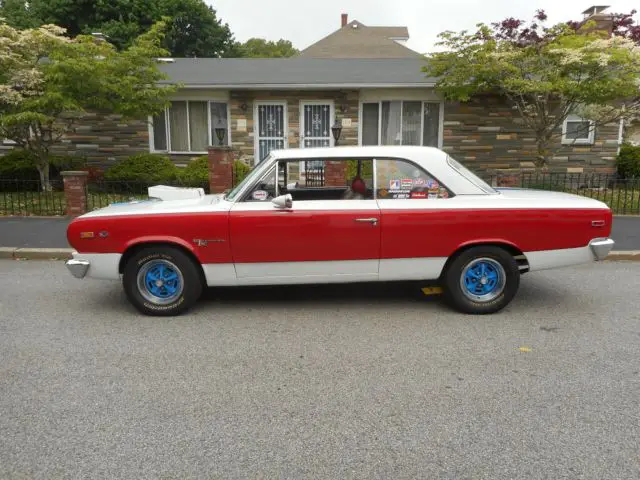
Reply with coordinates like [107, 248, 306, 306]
[166, 83, 437, 89]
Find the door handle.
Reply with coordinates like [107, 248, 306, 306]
[354, 217, 378, 225]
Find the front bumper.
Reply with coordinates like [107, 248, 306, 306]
[589, 238, 615, 261]
[66, 258, 90, 278]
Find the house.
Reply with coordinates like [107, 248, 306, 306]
[26, 9, 623, 175]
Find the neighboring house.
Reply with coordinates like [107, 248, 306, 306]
[4, 10, 623, 175]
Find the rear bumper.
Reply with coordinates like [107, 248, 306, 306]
[589, 238, 615, 261]
[66, 258, 90, 278]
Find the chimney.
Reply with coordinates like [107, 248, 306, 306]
[341, 13, 348, 27]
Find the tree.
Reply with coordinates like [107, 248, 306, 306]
[425, 10, 640, 168]
[0, 20, 177, 190]
[238, 38, 298, 58]
[0, 0, 238, 57]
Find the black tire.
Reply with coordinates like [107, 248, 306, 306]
[442, 246, 520, 314]
[122, 246, 203, 316]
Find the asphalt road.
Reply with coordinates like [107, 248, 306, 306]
[1, 261, 639, 479]
[1, 215, 640, 250]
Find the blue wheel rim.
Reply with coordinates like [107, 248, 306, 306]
[136, 259, 184, 305]
[459, 257, 506, 302]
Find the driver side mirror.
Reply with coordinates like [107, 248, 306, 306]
[272, 194, 293, 209]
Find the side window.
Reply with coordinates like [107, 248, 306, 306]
[243, 164, 277, 202]
[375, 158, 451, 199]
[279, 158, 374, 201]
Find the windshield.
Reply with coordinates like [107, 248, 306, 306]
[225, 154, 274, 201]
[446, 156, 497, 194]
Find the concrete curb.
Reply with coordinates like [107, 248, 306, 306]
[0, 248, 639, 262]
[0, 247, 74, 260]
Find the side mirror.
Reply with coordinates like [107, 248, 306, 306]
[272, 193, 293, 209]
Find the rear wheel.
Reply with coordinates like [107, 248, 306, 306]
[442, 246, 519, 314]
[123, 246, 203, 316]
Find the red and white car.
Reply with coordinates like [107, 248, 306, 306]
[66, 146, 614, 316]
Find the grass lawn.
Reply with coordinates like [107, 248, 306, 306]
[0, 187, 638, 216]
[0, 191, 149, 216]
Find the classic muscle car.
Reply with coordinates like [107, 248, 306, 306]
[66, 146, 614, 316]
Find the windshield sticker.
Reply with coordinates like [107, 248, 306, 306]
[252, 190, 268, 201]
[389, 179, 400, 190]
[439, 189, 449, 199]
[428, 193, 438, 199]
[392, 193, 410, 199]
[413, 178, 426, 186]
[401, 179, 413, 189]
[411, 191, 427, 199]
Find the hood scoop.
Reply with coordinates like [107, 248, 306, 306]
[147, 185, 205, 201]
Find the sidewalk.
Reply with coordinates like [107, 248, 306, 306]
[1, 216, 639, 250]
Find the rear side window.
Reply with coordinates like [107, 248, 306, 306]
[375, 158, 451, 199]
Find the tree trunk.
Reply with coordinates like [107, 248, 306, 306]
[37, 165, 51, 192]
[535, 135, 553, 170]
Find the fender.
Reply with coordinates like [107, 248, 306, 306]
[451, 238, 524, 257]
[123, 235, 203, 261]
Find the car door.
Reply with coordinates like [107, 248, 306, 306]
[374, 157, 453, 281]
[228, 158, 381, 283]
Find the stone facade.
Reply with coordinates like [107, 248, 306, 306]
[1, 91, 623, 176]
[443, 96, 619, 174]
[51, 112, 150, 168]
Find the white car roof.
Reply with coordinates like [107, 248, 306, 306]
[270, 146, 490, 195]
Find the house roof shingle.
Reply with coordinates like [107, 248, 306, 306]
[158, 58, 434, 88]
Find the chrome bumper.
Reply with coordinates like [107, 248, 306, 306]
[589, 238, 615, 261]
[66, 258, 90, 278]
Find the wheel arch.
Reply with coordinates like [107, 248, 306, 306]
[442, 241, 530, 277]
[118, 240, 206, 285]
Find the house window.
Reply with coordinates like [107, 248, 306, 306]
[361, 101, 441, 147]
[151, 100, 229, 153]
[562, 115, 594, 145]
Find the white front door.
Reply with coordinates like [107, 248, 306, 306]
[254, 102, 287, 165]
[300, 101, 334, 148]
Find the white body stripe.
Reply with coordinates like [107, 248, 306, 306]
[72, 252, 122, 280]
[71, 245, 601, 286]
[524, 246, 595, 272]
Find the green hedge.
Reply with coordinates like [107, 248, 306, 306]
[0, 149, 85, 182]
[104, 153, 178, 183]
[617, 144, 640, 179]
[234, 160, 251, 185]
[178, 155, 208, 184]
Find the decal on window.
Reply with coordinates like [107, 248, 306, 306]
[411, 191, 427, 199]
[401, 178, 413, 189]
[389, 179, 400, 190]
[252, 190, 268, 201]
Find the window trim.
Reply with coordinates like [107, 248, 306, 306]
[234, 155, 454, 203]
[358, 100, 444, 148]
[561, 115, 595, 145]
[149, 100, 231, 154]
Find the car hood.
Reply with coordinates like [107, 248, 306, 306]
[79, 193, 229, 218]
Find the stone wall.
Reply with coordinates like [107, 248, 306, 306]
[229, 90, 360, 165]
[51, 112, 149, 168]
[443, 96, 619, 174]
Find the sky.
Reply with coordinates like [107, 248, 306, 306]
[209, 0, 639, 53]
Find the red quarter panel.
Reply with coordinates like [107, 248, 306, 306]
[67, 213, 232, 264]
[379, 208, 612, 259]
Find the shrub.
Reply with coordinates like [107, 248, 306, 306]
[104, 153, 178, 183]
[0, 149, 40, 180]
[178, 155, 209, 185]
[234, 160, 251, 185]
[617, 144, 640, 179]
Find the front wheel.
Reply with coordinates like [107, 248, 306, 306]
[442, 246, 520, 314]
[123, 246, 203, 316]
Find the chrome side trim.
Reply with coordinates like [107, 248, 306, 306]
[66, 258, 90, 279]
[589, 238, 615, 261]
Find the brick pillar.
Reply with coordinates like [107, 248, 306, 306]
[208, 146, 234, 193]
[324, 160, 347, 187]
[61, 171, 89, 216]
